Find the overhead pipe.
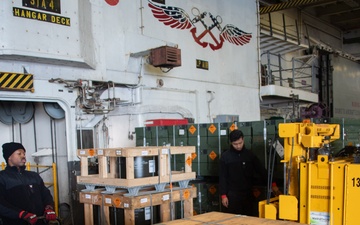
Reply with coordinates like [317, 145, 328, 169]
[206, 90, 215, 123]
[257, 0, 264, 102]
[259, 0, 330, 14]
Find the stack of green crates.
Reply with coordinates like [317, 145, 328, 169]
[133, 119, 289, 216]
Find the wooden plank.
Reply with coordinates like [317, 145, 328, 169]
[103, 148, 123, 157]
[156, 219, 202, 225]
[84, 204, 94, 225]
[124, 208, 135, 225]
[159, 172, 196, 183]
[77, 175, 158, 187]
[121, 147, 161, 157]
[126, 187, 196, 209]
[103, 206, 110, 225]
[77, 149, 93, 157]
[167, 146, 195, 154]
[216, 216, 300, 224]
[183, 198, 193, 218]
[183, 212, 234, 223]
[184, 153, 192, 173]
[98, 155, 107, 178]
[125, 157, 134, 179]
[80, 156, 88, 176]
[155, 212, 304, 224]
[77, 172, 195, 188]
[159, 150, 168, 177]
[79, 188, 105, 204]
[160, 202, 171, 222]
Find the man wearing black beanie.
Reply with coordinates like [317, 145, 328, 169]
[0, 142, 57, 225]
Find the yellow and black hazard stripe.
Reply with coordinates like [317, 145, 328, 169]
[0, 72, 34, 92]
[260, 0, 326, 14]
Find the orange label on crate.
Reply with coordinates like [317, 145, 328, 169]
[183, 190, 190, 200]
[208, 124, 217, 134]
[209, 185, 217, 195]
[188, 125, 196, 135]
[88, 149, 95, 156]
[230, 123, 237, 131]
[113, 197, 121, 207]
[209, 151, 217, 160]
[191, 153, 197, 160]
[186, 156, 192, 166]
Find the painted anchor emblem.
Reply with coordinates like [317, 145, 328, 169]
[190, 8, 225, 50]
[148, 0, 252, 51]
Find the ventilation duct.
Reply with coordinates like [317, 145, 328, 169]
[149, 46, 182, 68]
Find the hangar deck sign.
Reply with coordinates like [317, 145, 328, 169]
[13, 0, 70, 26]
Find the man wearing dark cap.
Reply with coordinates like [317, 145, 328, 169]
[0, 142, 57, 225]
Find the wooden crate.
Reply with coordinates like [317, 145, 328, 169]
[77, 146, 196, 195]
[79, 186, 197, 225]
[155, 211, 304, 224]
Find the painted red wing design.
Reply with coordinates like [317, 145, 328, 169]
[148, 1, 193, 30]
[220, 24, 252, 46]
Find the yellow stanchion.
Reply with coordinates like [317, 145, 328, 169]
[26, 162, 30, 171]
[25, 162, 59, 216]
[52, 163, 59, 216]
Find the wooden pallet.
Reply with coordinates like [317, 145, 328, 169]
[77, 146, 196, 195]
[79, 186, 197, 225]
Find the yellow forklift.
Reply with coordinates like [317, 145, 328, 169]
[259, 121, 360, 224]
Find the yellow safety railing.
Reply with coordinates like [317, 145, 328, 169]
[0, 162, 59, 215]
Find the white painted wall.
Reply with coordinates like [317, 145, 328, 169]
[0, 0, 261, 147]
[0, 0, 261, 206]
[102, 0, 261, 146]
